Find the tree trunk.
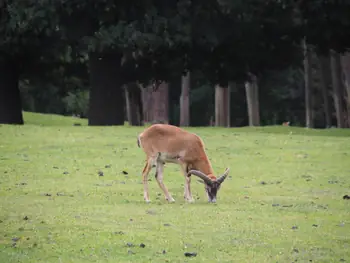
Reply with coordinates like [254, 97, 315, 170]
[227, 82, 235, 127]
[215, 85, 231, 127]
[0, 58, 23, 124]
[245, 74, 260, 126]
[303, 40, 314, 128]
[88, 52, 125, 126]
[151, 82, 169, 123]
[330, 50, 346, 128]
[341, 52, 350, 128]
[215, 85, 221, 126]
[319, 54, 332, 128]
[125, 82, 143, 126]
[141, 85, 153, 123]
[180, 72, 190, 126]
[215, 85, 227, 126]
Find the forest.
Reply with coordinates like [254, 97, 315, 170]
[1, 0, 350, 128]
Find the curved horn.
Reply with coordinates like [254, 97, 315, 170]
[187, 170, 213, 185]
[216, 167, 230, 184]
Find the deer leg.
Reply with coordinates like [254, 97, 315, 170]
[155, 162, 175, 202]
[181, 164, 194, 203]
[142, 158, 153, 203]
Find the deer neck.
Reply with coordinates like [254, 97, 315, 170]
[192, 158, 216, 180]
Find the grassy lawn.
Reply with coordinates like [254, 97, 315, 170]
[0, 112, 350, 263]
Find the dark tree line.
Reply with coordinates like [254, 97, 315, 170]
[1, 0, 350, 128]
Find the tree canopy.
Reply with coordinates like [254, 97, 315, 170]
[2, 0, 350, 125]
[299, 0, 350, 55]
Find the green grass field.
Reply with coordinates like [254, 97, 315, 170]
[1, 112, 350, 263]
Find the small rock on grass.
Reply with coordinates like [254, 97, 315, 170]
[328, 180, 338, 184]
[146, 210, 157, 215]
[157, 250, 167, 255]
[140, 243, 146, 248]
[184, 252, 197, 257]
[343, 195, 350, 200]
[292, 248, 299, 253]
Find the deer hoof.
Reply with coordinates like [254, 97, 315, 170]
[187, 198, 195, 203]
[166, 197, 175, 203]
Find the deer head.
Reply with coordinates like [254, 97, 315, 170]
[187, 168, 230, 203]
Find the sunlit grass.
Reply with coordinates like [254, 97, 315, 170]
[0, 112, 349, 262]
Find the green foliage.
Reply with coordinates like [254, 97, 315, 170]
[0, 0, 60, 58]
[3, 0, 350, 127]
[3, 0, 347, 85]
[299, 0, 350, 54]
[60, 1, 190, 51]
[57, 0, 304, 84]
[259, 67, 305, 126]
[0, 113, 349, 262]
[198, 0, 303, 84]
[190, 84, 215, 126]
[3, 0, 350, 82]
[62, 90, 89, 118]
[20, 72, 89, 118]
[20, 81, 66, 115]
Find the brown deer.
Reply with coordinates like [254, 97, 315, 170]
[137, 124, 230, 203]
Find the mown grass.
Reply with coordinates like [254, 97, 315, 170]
[0, 111, 349, 263]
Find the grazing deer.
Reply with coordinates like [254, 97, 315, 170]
[137, 124, 230, 203]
